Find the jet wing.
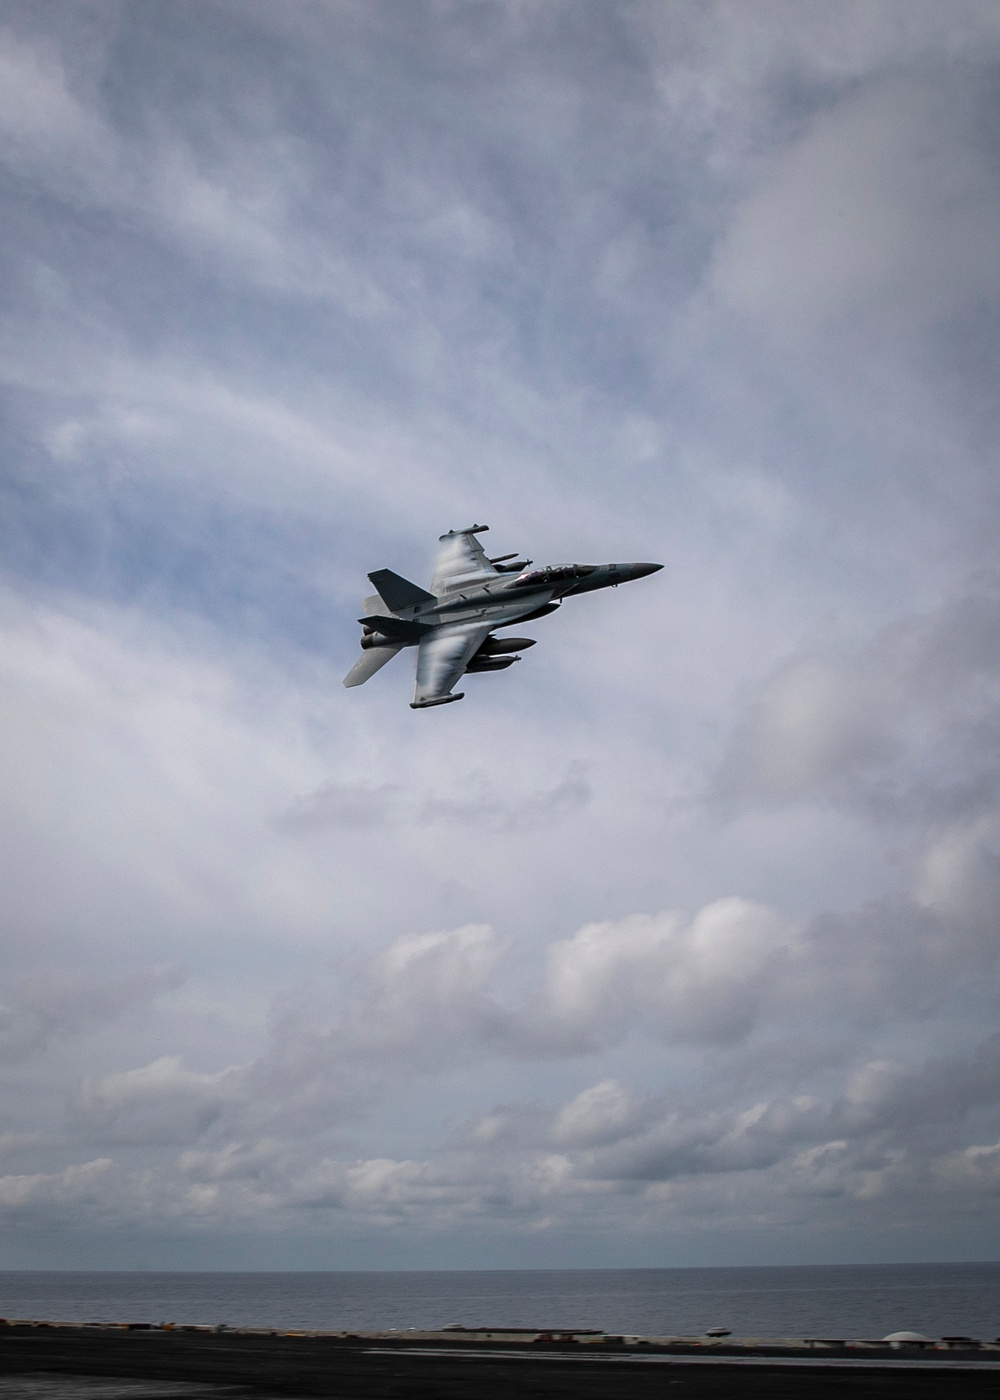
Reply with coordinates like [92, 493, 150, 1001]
[411, 623, 490, 709]
[431, 527, 496, 595]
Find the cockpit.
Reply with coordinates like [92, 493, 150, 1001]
[507, 564, 596, 588]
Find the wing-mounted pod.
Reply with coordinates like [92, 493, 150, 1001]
[466, 655, 517, 672]
[478, 636, 535, 655]
[488, 552, 532, 573]
[465, 634, 536, 673]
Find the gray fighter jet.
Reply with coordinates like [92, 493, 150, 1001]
[343, 525, 662, 709]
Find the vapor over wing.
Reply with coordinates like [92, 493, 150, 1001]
[431, 528, 496, 595]
[411, 623, 490, 708]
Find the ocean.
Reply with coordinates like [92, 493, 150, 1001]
[0, 1264, 997, 1341]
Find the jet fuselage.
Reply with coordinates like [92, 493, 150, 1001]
[376, 562, 661, 638]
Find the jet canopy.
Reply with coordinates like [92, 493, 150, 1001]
[508, 563, 595, 588]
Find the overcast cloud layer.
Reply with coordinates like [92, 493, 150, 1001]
[1, 0, 1000, 1269]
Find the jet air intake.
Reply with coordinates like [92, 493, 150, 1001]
[498, 601, 560, 625]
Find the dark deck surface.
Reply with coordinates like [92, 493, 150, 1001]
[0, 1325, 997, 1399]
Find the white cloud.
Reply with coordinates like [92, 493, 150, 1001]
[131, 1027, 1000, 1233]
[543, 899, 797, 1046]
[0, 1158, 114, 1218]
[279, 762, 590, 832]
[75, 1057, 243, 1145]
[0, 27, 101, 153]
[552, 1079, 635, 1146]
[936, 1140, 1000, 1188]
[716, 582, 1000, 810]
[912, 816, 1000, 926]
[0, 969, 185, 1066]
[712, 78, 1000, 331]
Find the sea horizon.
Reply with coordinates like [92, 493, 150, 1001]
[1, 1263, 998, 1340]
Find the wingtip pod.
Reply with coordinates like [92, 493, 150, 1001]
[410, 692, 465, 709]
[439, 524, 489, 540]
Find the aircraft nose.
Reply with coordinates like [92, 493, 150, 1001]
[621, 562, 663, 580]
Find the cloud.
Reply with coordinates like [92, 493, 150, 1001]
[551, 1079, 638, 1147]
[235, 900, 802, 1129]
[73, 1056, 243, 1146]
[712, 77, 1000, 332]
[279, 762, 590, 832]
[715, 580, 1000, 815]
[156, 1027, 1000, 1233]
[542, 899, 797, 1047]
[936, 1140, 1000, 1190]
[912, 815, 1000, 926]
[0, 1158, 114, 1219]
[0, 894, 989, 1240]
[276, 782, 404, 832]
[0, 25, 105, 164]
[837, 1034, 1000, 1137]
[0, 968, 185, 1066]
[216, 876, 1000, 1150]
[247, 925, 518, 1129]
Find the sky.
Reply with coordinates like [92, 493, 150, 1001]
[1, 0, 1000, 1271]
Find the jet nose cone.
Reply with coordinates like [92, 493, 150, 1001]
[624, 562, 663, 580]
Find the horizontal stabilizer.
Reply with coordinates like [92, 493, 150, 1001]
[343, 644, 403, 688]
[360, 614, 432, 642]
[368, 569, 435, 612]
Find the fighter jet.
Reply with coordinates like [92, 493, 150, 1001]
[343, 525, 662, 709]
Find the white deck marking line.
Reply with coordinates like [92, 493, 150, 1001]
[363, 1346, 1000, 1371]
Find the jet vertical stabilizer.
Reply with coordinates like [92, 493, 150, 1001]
[368, 569, 436, 612]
